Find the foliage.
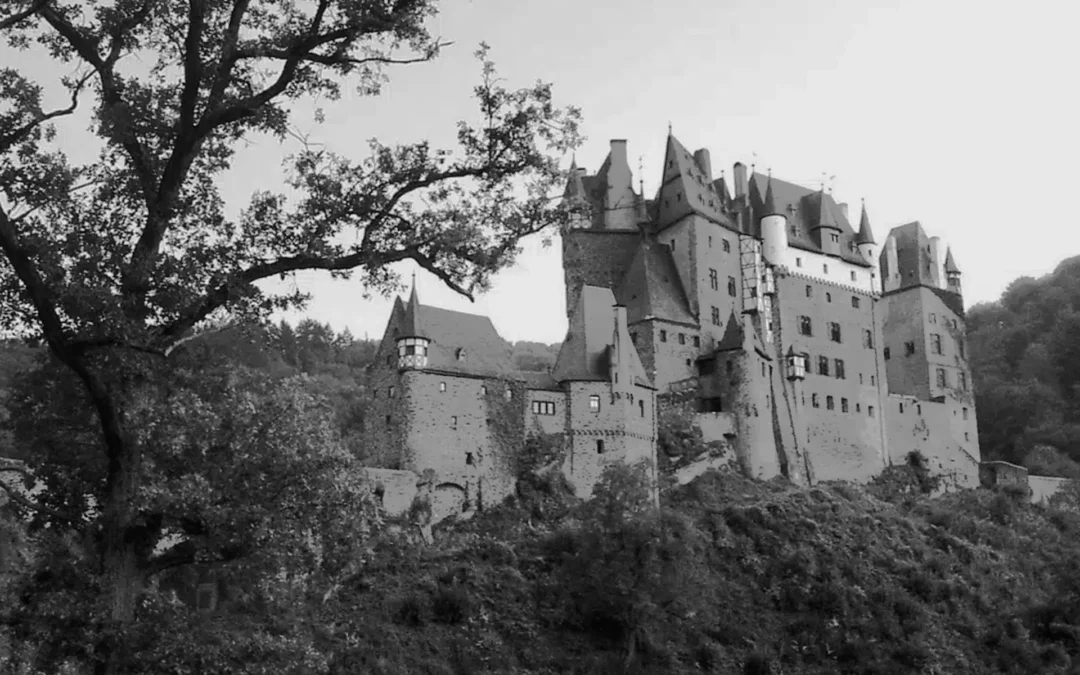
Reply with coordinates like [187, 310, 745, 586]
[968, 256, 1080, 471]
[656, 401, 726, 473]
[0, 1, 580, 669]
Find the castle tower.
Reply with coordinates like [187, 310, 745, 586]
[855, 201, 878, 292]
[760, 175, 788, 265]
[562, 158, 590, 230]
[397, 281, 430, 370]
[945, 247, 962, 295]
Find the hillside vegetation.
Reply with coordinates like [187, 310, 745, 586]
[315, 466, 1080, 674]
[968, 255, 1080, 476]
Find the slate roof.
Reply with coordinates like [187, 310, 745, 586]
[552, 285, 650, 386]
[390, 289, 517, 378]
[712, 310, 772, 360]
[856, 202, 876, 245]
[518, 370, 562, 391]
[616, 240, 697, 326]
[655, 134, 735, 230]
[747, 172, 871, 268]
[944, 248, 960, 274]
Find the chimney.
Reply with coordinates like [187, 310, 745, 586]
[614, 304, 628, 335]
[733, 162, 748, 198]
[604, 140, 636, 230]
[609, 139, 628, 171]
[693, 148, 712, 181]
[838, 203, 849, 219]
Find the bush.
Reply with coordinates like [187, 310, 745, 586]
[432, 584, 472, 625]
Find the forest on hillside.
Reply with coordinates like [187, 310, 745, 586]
[968, 255, 1080, 477]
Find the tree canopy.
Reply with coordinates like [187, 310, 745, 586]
[0, 1, 581, 671]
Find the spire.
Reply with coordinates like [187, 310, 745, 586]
[763, 173, 782, 218]
[855, 199, 876, 245]
[402, 274, 423, 336]
[563, 157, 586, 201]
[944, 247, 960, 274]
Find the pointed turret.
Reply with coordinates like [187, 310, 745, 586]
[760, 174, 789, 264]
[856, 200, 876, 245]
[945, 247, 962, 295]
[397, 276, 430, 369]
[564, 157, 586, 200]
[763, 176, 781, 217]
[816, 189, 840, 230]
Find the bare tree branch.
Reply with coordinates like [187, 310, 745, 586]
[0, 469, 79, 523]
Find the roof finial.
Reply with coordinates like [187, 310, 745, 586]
[667, 121, 672, 136]
[638, 155, 644, 194]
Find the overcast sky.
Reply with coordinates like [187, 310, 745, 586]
[6, 0, 1079, 345]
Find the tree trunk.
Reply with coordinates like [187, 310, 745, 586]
[97, 420, 144, 675]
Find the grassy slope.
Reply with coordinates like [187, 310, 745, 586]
[330, 469, 1080, 675]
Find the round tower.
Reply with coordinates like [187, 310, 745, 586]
[760, 175, 788, 264]
[944, 247, 962, 295]
[881, 234, 900, 293]
[930, 236, 948, 289]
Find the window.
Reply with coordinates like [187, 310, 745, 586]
[532, 401, 556, 415]
[826, 292, 832, 303]
[660, 330, 667, 342]
[929, 313, 936, 324]
[830, 233, 840, 243]
[596, 439, 605, 454]
[466, 452, 475, 465]
[963, 407, 969, 420]
[904, 341, 916, 356]
[709, 268, 719, 290]
[931, 333, 943, 355]
[870, 375, 876, 386]
[856, 402, 861, 412]
[722, 239, 731, 253]
[386, 414, 392, 426]
[708, 236, 713, 248]
[852, 296, 860, 308]
[835, 359, 846, 379]
[958, 340, 966, 359]
[678, 333, 686, 345]
[818, 355, 830, 376]
[439, 381, 447, 392]
[727, 276, 737, 297]
[965, 432, 970, 441]
[481, 385, 488, 395]
[389, 386, 396, 398]
[841, 398, 849, 413]
[812, 393, 820, 408]
[693, 336, 701, 347]
[884, 347, 891, 360]
[823, 263, 829, 274]
[958, 372, 968, 391]
[899, 402, 904, 413]
[826, 395, 835, 410]
[505, 387, 513, 400]
[936, 368, 948, 388]
[863, 329, 874, 349]
[859, 373, 864, 384]
[589, 395, 601, 413]
[850, 271, 857, 282]
[799, 316, 813, 336]
[796, 257, 803, 268]
[711, 306, 720, 325]
[456, 348, 466, 361]
[828, 322, 841, 343]
[386, 355, 392, 365]
[450, 415, 458, 429]
[805, 285, 812, 298]
[630, 331, 638, 345]
[639, 400, 645, 417]
[868, 405, 875, 418]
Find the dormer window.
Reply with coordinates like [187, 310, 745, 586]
[456, 348, 466, 361]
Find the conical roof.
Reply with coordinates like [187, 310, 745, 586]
[944, 247, 960, 274]
[763, 176, 782, 218]
[855, 200, 876, 245]
[401, 279, 423, 337]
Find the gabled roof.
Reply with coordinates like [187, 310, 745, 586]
[712, 311, 773, 361]
[552, 286, 650, 386]
[747, 172, 870, 268]
[616, 240, 696, 326]
[386, 289, 516, 377]
[655, 133, 734, 230]
[856, 201, 876, 245]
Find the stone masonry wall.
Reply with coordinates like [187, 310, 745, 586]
[561, 230, 641, 321]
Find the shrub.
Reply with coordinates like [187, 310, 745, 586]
[432, 584, 472, 625]
[392, 593, 430, 627]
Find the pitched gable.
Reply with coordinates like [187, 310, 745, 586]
[655, 134, 733, 230]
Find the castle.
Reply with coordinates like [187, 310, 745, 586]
[361, 132, 980, 519]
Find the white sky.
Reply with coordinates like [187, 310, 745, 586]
[4, 0, 1079, 345]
